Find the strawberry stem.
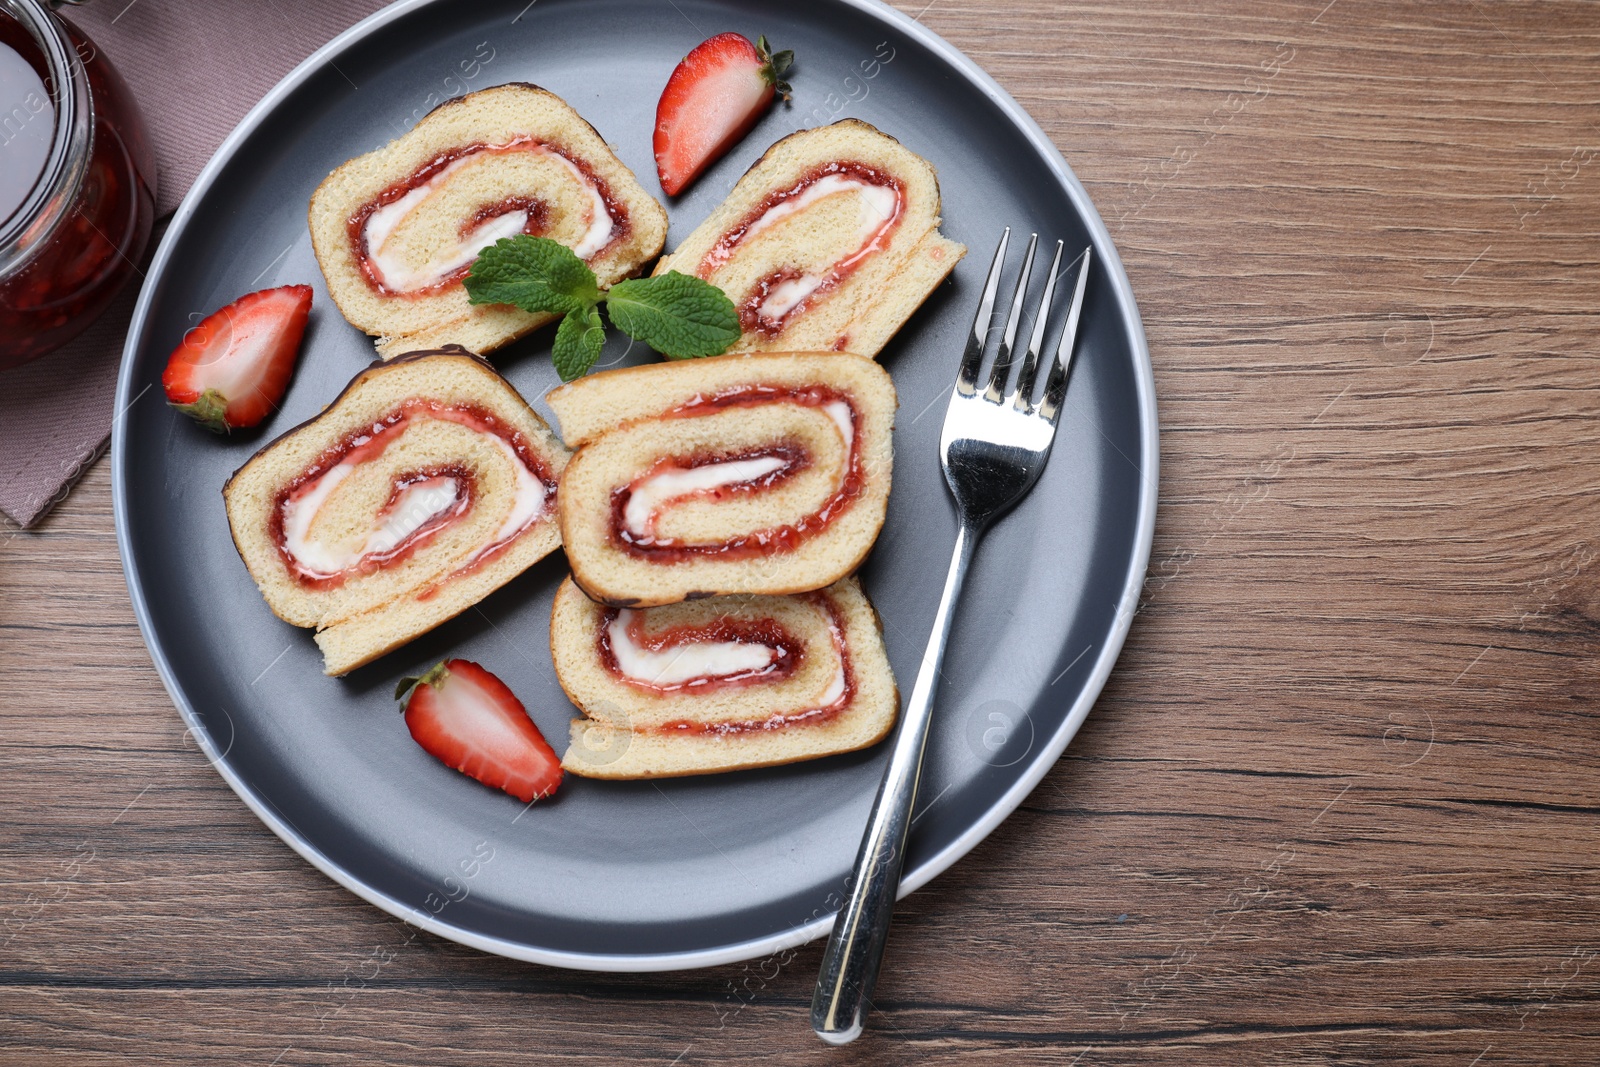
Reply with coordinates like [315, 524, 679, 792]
[395, 660, 451, 702]
[172, 388, 232, 434]
[756, 35, 794, 102]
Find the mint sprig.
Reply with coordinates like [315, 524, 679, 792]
[462, 235, 599, 315]
[464, 236, 740, 380]
[553, 305, 605, 381]
[607, 272, 747, 359]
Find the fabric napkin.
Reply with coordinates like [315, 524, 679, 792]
[0, 0, 391, 527]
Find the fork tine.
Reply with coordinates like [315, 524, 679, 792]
[1037, 245, 1092, 424]
[983, 233, 1038, 403]
[956, 229, 1010, 397]
[1009, 239, 1065, 412]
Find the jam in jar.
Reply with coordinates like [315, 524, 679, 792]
[0, 0, 155, 370]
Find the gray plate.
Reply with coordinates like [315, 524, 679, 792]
[112, 0, 1156, 971]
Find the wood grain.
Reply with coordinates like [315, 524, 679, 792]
[5, 0, 1600, 1062]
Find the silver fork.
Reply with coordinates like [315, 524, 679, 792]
[811, 230, 1092, 1044]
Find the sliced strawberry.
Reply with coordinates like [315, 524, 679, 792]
[161, 284, 312, 432]
[397, 659, 562, 804]
[654, 32, 793, 197]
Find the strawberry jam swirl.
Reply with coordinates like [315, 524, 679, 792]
[598, 593, 855, 735]
[695, 161, 904, 338]
[597, 611, 802, 693]
[270, 399, 557, 590]
[608, 385, 861, 562]
[347, 137, 631, 297]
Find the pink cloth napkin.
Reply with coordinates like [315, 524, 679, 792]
[0, 0, 391, 526]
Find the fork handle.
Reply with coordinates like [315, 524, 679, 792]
[811, 523, 979, 1044]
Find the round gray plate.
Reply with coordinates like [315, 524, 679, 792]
[112, 0, 1156, 971]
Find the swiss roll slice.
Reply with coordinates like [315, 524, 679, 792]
[552, 576, 898, 779]
[654, 119, 965, 357]
[310, 83, 668, 359]
[547, 351, 896, 607]
[224, 348, 569, 675]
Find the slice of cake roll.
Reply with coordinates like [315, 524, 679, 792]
[224, 348, 570, 676]
[653, 119, 965, 358]
[310, 84, 668, 359]
[552, 576, 897, 778]
[547, 351, 896, 607]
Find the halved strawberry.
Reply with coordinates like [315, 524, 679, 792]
[161, 284, 312, 432]
[397, 659, 562, 804]
[654, 32, 793, 197]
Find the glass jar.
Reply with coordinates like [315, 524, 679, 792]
[0, 0, 155, 370]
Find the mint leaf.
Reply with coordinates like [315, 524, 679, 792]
[552, 306, 606, 381]
[463, 235, 600, 316]
[465, 243, 740, 374]
[605, 272, 741, 359]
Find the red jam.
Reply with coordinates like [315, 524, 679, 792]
[607, 386, 862, 562]
[735, 267, 804, 338]
[597, 610, 803, 694]
[461, 195, 549, 240]
[617, 442, 808, 540]
[0, 10, 156, 369]
[346, 137, 630, 298]
[269, 399, 556, 588]
[289, 465, 476, 591]
[695, 161, 904, 338]
[377, 471, 472, 537]
[648, 593, 855, 736]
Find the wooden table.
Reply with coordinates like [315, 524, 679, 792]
[5, 0, 1599, 1062]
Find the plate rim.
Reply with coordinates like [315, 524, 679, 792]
[111, 0, 1158, 972]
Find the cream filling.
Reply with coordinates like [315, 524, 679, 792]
[368, 477, 461, 555]
[556, 151, 617, 260]
[621, 401, 852, 540]
[607, 611, 780, 686]
[759, 273, 826, 322]
[282, 466, 461, 577]
[737, 176, 899, 326]
[622, 455, 788, 539]
[740, 173, 897, 250]
[605, 610, 849, 702]
[472, 434, 551, 560]
[280, 433, 549, 577]
[817, 660, 846, 707]
[363, 145, 615, 293]
[822, 399, 854, 451]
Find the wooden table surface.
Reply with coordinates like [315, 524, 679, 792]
[5, 0, 1600, 1062]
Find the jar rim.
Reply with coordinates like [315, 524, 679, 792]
[0, 0, 93, 282]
